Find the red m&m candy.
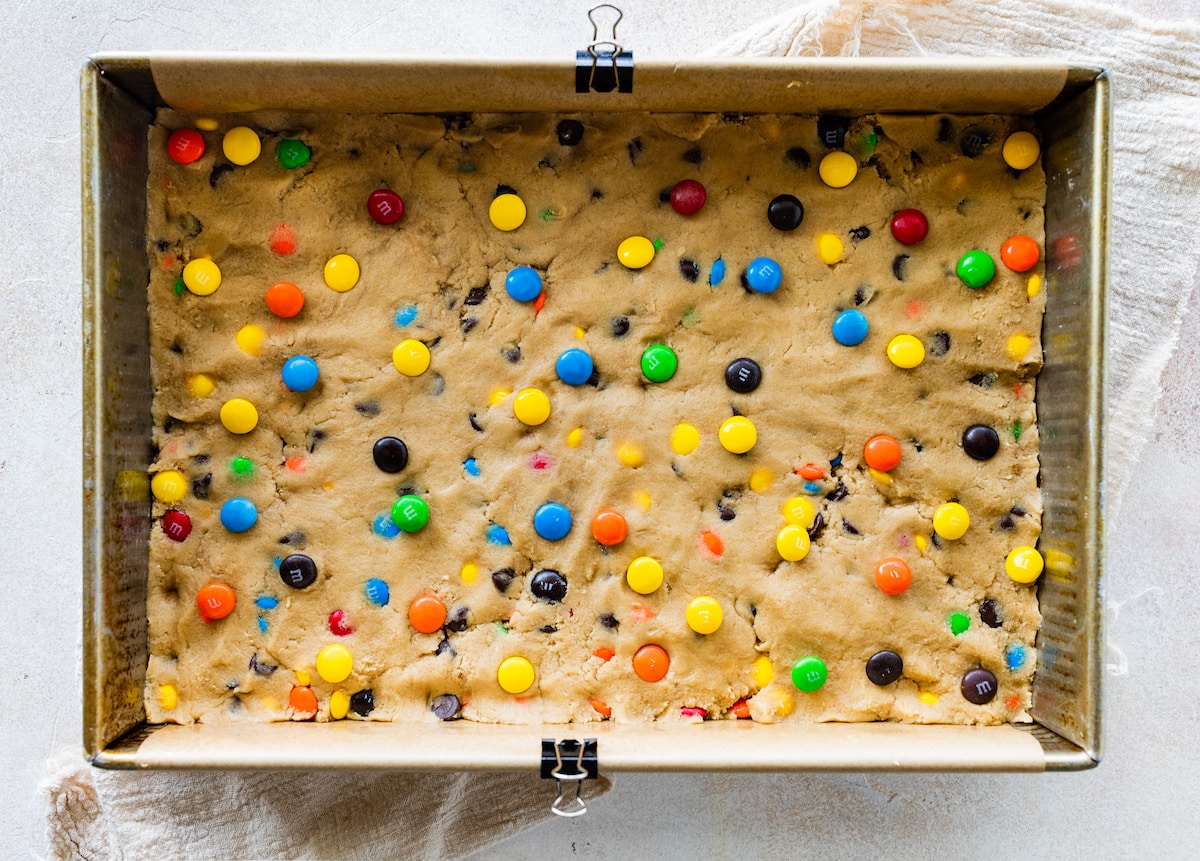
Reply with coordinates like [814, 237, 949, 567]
[167, 129, 205, 164]
[669, 180, 706, 215]
[367, 189, 405, 225]
[162, 510, 192, 542]
[890, 209, 928, 245]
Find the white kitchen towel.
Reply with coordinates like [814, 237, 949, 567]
[44, 1, 1200, 858]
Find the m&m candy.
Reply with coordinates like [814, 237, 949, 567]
[719, 416, 757, 454]
[505, 266, 542, 302]
[887, 334, 925, 369]
[161, 510, 192, 541]
[776, 525, 811, 561]
[197, 583, 236, 621]
[530, 569, 568, 602]
[497, 656, 536, 693]
[670, 423, 700, 455]
[866, 650, 903, 686]
[744, 257, 782, 294]
[279, 554, 318, 589]
[791, 656, 828, 691]
[962, 424, 1000, 460]
[686, 596, 722, 634]
[890, 209, 928, 245]
[724, 358, 762, 393]
[489, 193, 527, 231]
[324, 254, 360, 292]
[289, 685, 318, 718]
[533, 502, 572, 541]
[1000, 236, 1040, 272]
[151, 470, 188, 503]
[640, 345, 677, 383]
[815, 232, 844, 265]
[367, 189, 405, 225]
[818, 151, 857, 187]
[863, 434, 901, 471]
[633, 644, 670, 682]
[182, 258, 221, 295]
[618, 235, 656, 269]
[316, 644, 353, 683]
[392, 339, 431, 376]
[364, 578, 390, 606]
[957, 250, 996, 289]
[555, 348, 594, 386]
[782, 496, 815, 528]
[670, 180, 707, 215]
[556, 119, 585, 145]
[222, 126, 261, 165]
[591, 509, 627, 546]
[282, 356, 319, 392]
[276, 139, 311, 169]
[1002, 132, 1040, 170]
[266, 281, 305, 318]
[626, 556, 664, 595]
[767, 194, 804, 230]
[391, 494, 430, 532]
[1006, 546, 1044, 583]
[831, 309, 868, 346]
[220, 398, 259, 434]
[513, 387, 551, 425]
[372, 436, 409, 473]
[961, 667, 998, 704]
[408, 595, 447, 633]
[220, 497, 258, 533]
[167, 129, 205, 164]
[874, 557, 912, 595]
[933, 502, 970, 540]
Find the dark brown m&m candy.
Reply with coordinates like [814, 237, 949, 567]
[865, 650, 903, 685]
[279, 554, 318, 589]
[725, 358, 762, 393]
[767, 194, 804, 231]
[367, 189, 405, 225]
[890, 209, 928, 245]
[530, 569, 568, 603]
[556, 119, 585, 146]
[349, 689, 376, 716]
[670, 180, 706, 215]
[962, 424, 1000, 460]
[373, 436, 409, 473]
[961, 668, 999, 704]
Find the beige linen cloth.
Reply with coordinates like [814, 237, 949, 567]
[44, 1, 1200, 858]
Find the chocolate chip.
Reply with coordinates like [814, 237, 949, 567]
[208, 162, 233, 188]
[494, 183, 517, 198]
[960, 125, 993, 158]
[429, 374, 445, 396]
[724, 358, 762, 393]
[659, 188, 672, 203]
[891, 254, 909, 281]
[248, 654, 278, 676]
[156, 238, 170, 252]
[501, 344, 522, 363]
[1010, 506, 1026, 517]
[193, 454, 209, 465]
[842, 519, 859, 535]
[591, 188, 604, 200]
[586, 368, 600, 387]
[446, 606, 469, 632]
[430, 693, 460, 720]
[355, 401, 381, 416]
[191, 473, 212, 500]
[350, 689, 376, 716]
[826, 479, 848, 501]
[961, 668, 999, 704]
[539, 625, 558, 633]
[718, 504, 736, 522]
[530, 569, 568, 603]
[279, 554, 317, 589]
[866, 650, 903, 685]
[785, 146, 811, 169]
[469, 413, 483, 432]
[278, 530, 305, 546]
[373, 437, 409, 473]
[962, 424, 1000, 460]
[610, 316, 630, 338]
[679, 258, 700, 283]
[979, 599, 1003, 628]
[853, 286, 867, 306]
[461, 316, 478, 334]
[936, 117, 955, 143]
[491, 567, 515, 593]
[627, 137, 643, 164]
[465, 286, 488, 305]
[599, 613, 619, 629]
[682, 146, 703, 164]
[999, 515, 1016, 531]
[849, 225, 871, 243]
[435, 638, 456, 657]
[307, 429, 327, 453]
[817, 115, 848, 149]
[929, 331, 951, 357]
[806, 511, 826, 541]
[968, 373, 996, 388]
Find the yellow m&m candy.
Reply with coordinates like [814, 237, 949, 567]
[617, 235, 656, 269]
[1003, 131, 1041, 171]
[818, 151, 858, 188]
[686, 596, 723, 634]
[513, 387, 551, 426]
[182, 258, 221, 295]
[157, 684, 178, 710]
[626, 556, 664, 595]
[151, 470, 188, 503]
[392, 339, 431, 376]
[222, 126, 261, 165]
[815, 232, 844, 264]
[1006, 546, 1044, 583]
[236, 324, 265, 356]
[316, 644, 353, 683]
[718, 416, 757, 454]
[933, 502, 970, 540]
[497, 656, 535, 694]
[776, 525, 811, 561]
[187, 374, 215, 398]
[671, 422, 700, 455]
[782, 496, 815, 529]
[887, 334, 925, 369]
[329, 690, 350, 720]
[324, 254, 360, 292]
[489, 193, 526, 231]
[220, 398, 259, 434]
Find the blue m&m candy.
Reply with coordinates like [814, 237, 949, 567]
[506, 266, 542, 302]
[831, 309, 869, 346]
[745, 257, 782, 293]
[533, 502, 572, 541]
[220, 497, 258, 533]
[556, 349, 594, 386]
[282, 355, 319, 392]
[364, 577, 390, 606]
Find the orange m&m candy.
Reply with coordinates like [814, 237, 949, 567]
[408, 595, 447, 633]
[633, 644, 670, 682]
[1001, 236, 1040, 272]
[591, 509, 627, 546]
[874, 558, 913, 595]
[289, 685, 318, 718]
[863, 434, 902, 472]
[196, 582, 236, 621]
[266, 281, 305, 318]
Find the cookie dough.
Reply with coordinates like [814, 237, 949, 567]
[145, 110, 1044, 726]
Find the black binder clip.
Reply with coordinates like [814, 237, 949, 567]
[541, 738, 599, 817]
[576, 4, 633, 93]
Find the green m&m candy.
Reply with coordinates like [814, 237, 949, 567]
[276, 139, 311, 170]
[791, 655, 828, 692]
[391, 494, 430, 533]
[956, 250, 996, 289]
[640, 344, 677, 383]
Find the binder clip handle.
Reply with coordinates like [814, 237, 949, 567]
[576, 4, 633, 94]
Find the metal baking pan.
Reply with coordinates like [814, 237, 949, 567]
[82, 54, 1106, 778]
